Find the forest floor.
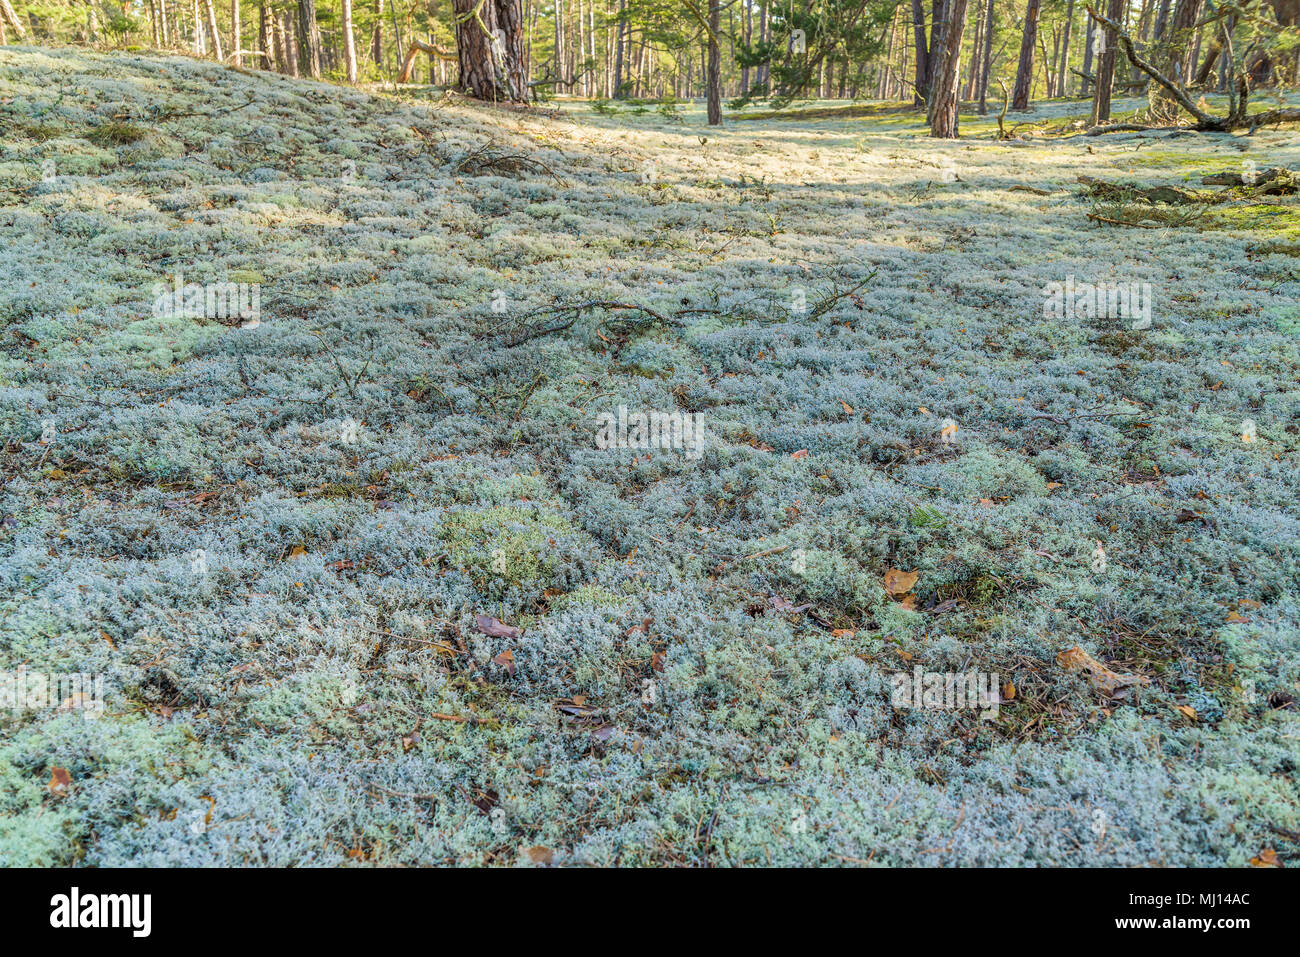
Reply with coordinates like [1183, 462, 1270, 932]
[1, 46, 1298, 866]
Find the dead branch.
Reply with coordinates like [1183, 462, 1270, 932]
[397, 38, 457, 84]
[1085, 6, 1300, 132]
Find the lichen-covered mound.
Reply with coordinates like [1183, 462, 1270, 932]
[2, 47, 1298, 866]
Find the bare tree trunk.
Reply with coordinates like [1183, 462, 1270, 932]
[342, 0, 358, 81]
[1056, 0, 1075, 95]
[453, 0, 528, 101]
[202, 0, 223, 60]
[283, 11, 299, 76]
[159, 0, 169, 45]
[1011, 0, 1042, 109]
[1081, 16, 1094, 92]
[1091, 0, 1123, 123]
[929, 0, 969, 136]
[977, 0, 994, 112]
[0, 0, 25, 40]
[297, 0, 322, 78]
[964, 0, 983, 100]
[259, 2, 272, 67]
[372, 0, 383, 63]
[1152, 0, 1172, 40]
[613, 0, 626, 96]
[706, 0, 721, 123]
[1163, 0, 1202, 82]
[232, 0, 242, 65]
[911, 0, 930, 106]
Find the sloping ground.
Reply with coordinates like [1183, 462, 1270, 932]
[1, 47, 1298, 866]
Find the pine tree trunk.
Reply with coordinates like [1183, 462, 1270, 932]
[964, 0, 982, 100]
[911, 0, 929, 106]
[232, 0, 242, 65]
[202, 0, 223, 60]
[1090, 0, 1123, 124]
[977, 0, 994, 112]
[283, 11, 299, 76]
[0, 0, 25, 40]
[342, 0, 358, 82]
[259, 2, 272, 68]
[929, 0, 968, 136]
[372, 0, 383, 63]
[1011, 0, 1041, 109]
[706, 0, 721, 124]
[613, 0, 626, 96]
[1163, 0, 1202, 82]
[297, 0, 322, 78]
[1056, 0, 1074, 96]
[453, 0, 527, 101]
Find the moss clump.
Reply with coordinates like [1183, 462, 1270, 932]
[85, 121, 148, 146]
[439, 505, 574, 589]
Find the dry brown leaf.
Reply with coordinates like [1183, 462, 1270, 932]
[475, 614, 521, 639]
[884, 568, 919, 596]
[1002, 681, 1016, 702]
[1250, 848, 1281, 868]
[287, 544, 307, 559]
[790, 449, 809, 460]
[48, 767, 71, 796]
[491, 648, 517, 676]
[1057, 646, 1151, 698]
[1176, 704, 1197, 721]
[523, 845, 554, 866]
[840, 400, 855, 415]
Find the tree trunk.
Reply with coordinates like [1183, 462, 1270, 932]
[259, 2, 272, 68]
[1011, 0, 1042, 109]
[342, 0, 358, 82]
[613, 0, 626, 96]
[1090, 0, 1123, 124]
[976, 0, 994, 112]
[297, 0, 322, 79]
[1163, 0, 1202, 82]
[911, 0, 930, 106]
[1152, 0, 1172, 40]
[964, 0, 983, 100]
[706, 0, 721, 123]
[453, 0, 528, 101]
[372, 0, 383, 63]
[929, 0, 969, 136]
[1056, 0, 1075, 96]
[202, 0, 223, 59]
[0, 0, 25, 40]
[232, 0, 242, 65]
[283, 11, 299, 76]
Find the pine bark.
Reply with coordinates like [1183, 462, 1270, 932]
[1090, 0, 1124, 124]
[1011, 0, 1042, 109]
[453, 0, 527, 101]
[929, 0, 968, 136]
[706, 0, 721, 124]
[342, 0, 358, 82]
[297, 0, 322, 79]
[202, 0, 224, 60]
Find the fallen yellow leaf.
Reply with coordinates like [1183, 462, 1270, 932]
[884, 568, 919, 596]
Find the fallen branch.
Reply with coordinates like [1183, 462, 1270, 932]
[397, 38, 456, 84]
[1085, 6, 1300, 132]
